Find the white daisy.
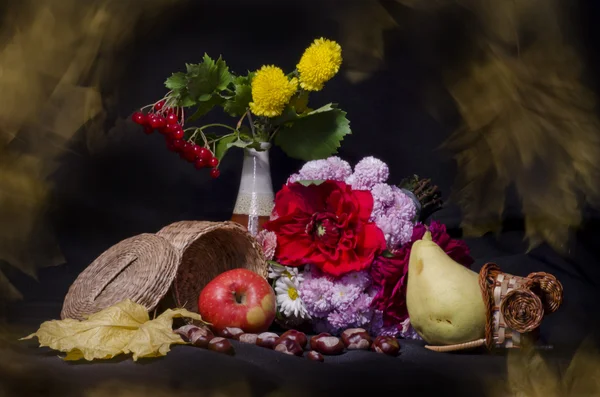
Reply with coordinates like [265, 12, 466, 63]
[275, 277, 309, 319]
[268, 263, 304, 283]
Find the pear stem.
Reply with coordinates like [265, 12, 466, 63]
[423, 230, 433, 241]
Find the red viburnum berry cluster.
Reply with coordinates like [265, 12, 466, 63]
[131, 100, 220, 178]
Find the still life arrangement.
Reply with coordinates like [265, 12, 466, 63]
[21, 37, 563, 363]
[131, 37, 349, 235]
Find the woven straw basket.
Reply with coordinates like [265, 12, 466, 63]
[61, 234, 180, 320]
[157, 221, 267, 314]
[61, 221, 267, 320]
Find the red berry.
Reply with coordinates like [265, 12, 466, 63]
[143, 125, 154, 135]
[171, 128, 184, 140]
[183, 144, 198, 162]
[166, 140, 176, 152]
[210, 168, 220, 179]
[172, 139, 184, 152]
[132, 112, 146, 125]
[165, 123, 179, 134]
[154, 100, 165, 111]
[209, 157, 219, 167]
[166, 113, 178, 125]
[199, 147, 212, 161]
[194, 158, 207, 169]
[150, 115, 166, 129]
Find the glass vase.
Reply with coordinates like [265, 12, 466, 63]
[230, 142, 274, 236]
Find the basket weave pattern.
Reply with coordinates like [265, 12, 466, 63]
[61, 221, 267, 320]
[157, 221, 266, 314]
[479, 263, 563, 350]
[61, 234, 180, 320]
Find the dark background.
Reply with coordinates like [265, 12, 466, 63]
[3, 1, 600, 396]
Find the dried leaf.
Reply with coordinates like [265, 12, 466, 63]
[20, 299, 206, 361]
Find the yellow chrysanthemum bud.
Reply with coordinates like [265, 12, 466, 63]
[249, 65, 298, 117]
[297, 38, 342, 92]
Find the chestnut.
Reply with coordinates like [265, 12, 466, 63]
[309, 333, 331, 350]
[341, 328, 371, 350]
[274, 339, 303, 357]
[312, 335, 345, 355]
[306, 350, 324, 362]
[191, 333, 214, 349]
[371, 336, 400, 356]
[208, 337, 235, 355]
[220, 327, 244, 340]
[256, 332, 279, 349]
[276, 330, 308, 349]
[174, 325, 199, 342]
[239, 333, 258, 344]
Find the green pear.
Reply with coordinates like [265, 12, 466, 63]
[406, 232, 486, 345]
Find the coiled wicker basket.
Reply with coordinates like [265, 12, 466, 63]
[156, 220, 267, 314]
[61, 234, 180, 320]
[61, 221, 267, 320]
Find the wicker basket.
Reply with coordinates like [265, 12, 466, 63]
[156, 220, 267, 314]
[61, 233, 180, 320]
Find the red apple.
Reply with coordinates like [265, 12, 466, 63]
[198, 268, 276, 334]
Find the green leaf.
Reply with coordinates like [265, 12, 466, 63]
[274, 103, 351, 161]
[165, 72, 187, 90]
[214, 134, 238, 161]
[267, 260, 284, 268]
[297, 180, 325, 186]
[223, 83, 252, 117]
[187, 95, 224, 122]
[187, 54, 233, 102]
[382, 250, 395, 258]
[270, 105, 300, 126]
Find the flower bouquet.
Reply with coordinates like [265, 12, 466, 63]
[257, 156, 474, 338]
[130, 38, 350, 178]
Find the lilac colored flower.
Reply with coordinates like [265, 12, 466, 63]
[399, 318, 422, 340]
[369, 183, 395, 220]
[327, 310, 355, 332]
[298, 276, 335, 318]
[347, 156, 389, 190]
[330, 282, 362, 311]
[288, 157, 352, 184]
[374, 187, 417, 248]
[340, 271, 372, 291]
[352, 293, 375, 326]
[256, 230, 277, 261]
[370, 311, 400, 337]
[325, 157, 353, 181]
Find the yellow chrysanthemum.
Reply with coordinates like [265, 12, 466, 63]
[297, 38, 342, 92]
[249, 65, 298, 117]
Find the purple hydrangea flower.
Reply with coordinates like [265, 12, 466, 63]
[347, 156, 389, 190]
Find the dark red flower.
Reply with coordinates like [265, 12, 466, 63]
[264, 181, 386, 277]
[370, 221, 474, 327]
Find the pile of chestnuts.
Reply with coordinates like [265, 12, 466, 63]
[175, 325, 401, 361]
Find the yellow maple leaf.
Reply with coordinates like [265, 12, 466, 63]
[20, 299, 205, 362]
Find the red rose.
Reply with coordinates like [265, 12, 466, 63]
[264, 181, 386, 277]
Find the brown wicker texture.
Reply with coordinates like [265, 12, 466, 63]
[500, 289, 544, 333]
[528, 271, 564, 314]
[61, 233, 180, 320]
[156, 220, 267, 314]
